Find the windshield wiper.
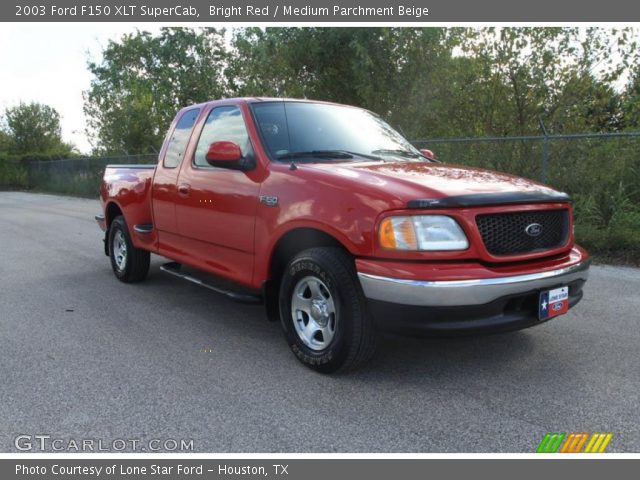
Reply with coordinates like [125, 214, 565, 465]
[371, 149, 422, 159]
[276, 150, 380, 161]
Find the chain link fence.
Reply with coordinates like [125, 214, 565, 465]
[412, 131, 640, 185]
[0, 154, 157, 196]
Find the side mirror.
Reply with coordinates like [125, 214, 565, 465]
[420, 148, 437, 161]
[206, 141, 242, 166]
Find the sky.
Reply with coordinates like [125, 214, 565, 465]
[0, 24, 160, 153]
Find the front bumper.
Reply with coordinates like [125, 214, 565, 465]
[358, 257, 590, 335]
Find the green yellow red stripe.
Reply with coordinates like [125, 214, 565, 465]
[538, 432, 612, 453]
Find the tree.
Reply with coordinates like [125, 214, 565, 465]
[0, 128, 12, 153]
[84, 27, 229, 155]
[4, 102, 69, 155]
[85, 26, 638, 153]
[453, 27, 638, 136]
[622, 66, 640, 129]
[551, 72, 623, 133]
[226, 27, 636, 140]
[228, 27, 452, 131]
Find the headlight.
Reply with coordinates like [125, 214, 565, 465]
[379, 215, 469, 251]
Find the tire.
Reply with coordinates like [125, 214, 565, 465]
[108, 215, 150, 283]
[278, 247, 378, 373]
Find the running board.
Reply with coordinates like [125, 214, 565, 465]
[160, 262, 262, 304]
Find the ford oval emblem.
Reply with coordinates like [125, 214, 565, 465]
[525, 223, 543, 237]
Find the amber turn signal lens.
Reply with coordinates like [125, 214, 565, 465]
[379, 218, 397, 249]
[379, 216, 418, 250]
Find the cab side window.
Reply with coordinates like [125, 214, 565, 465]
[194, 106, 252, 167]
[163, 108, 200, 168]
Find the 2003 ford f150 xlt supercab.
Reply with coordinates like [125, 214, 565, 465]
[96, 98, 590, 372]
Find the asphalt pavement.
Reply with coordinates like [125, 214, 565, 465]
[0, 191, 638, 452]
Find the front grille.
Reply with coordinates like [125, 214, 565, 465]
[476, 209, 570, 256]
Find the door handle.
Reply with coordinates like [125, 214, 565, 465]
[177, 184, 190, 196]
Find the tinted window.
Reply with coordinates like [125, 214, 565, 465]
[163, 108, 200, 168]
[252, 102, 423, 162]
[194, 106, 251, 167]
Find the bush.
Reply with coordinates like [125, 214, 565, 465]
[0, 157, 28, 188]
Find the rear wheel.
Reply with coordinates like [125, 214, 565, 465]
[108, 215, 150, 283]
[278, 247, 378, 373]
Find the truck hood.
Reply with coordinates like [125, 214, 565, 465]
[308, 161, 564, 205]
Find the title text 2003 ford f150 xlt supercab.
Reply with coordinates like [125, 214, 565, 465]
[96, 98, 590, 373]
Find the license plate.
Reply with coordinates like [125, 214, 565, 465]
[539, 286, 569, 320]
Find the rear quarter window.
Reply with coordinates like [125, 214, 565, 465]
[163, 108, 200, 168]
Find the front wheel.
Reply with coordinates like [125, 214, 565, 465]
[108, 215, 150, 283]
[278, 247, 378, 373]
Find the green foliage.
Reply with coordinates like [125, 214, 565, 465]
[228, 27, 451, 125]
[574, 208, 640, 260]
[623, 66, 640, 129]
[84, 27, 229, 155]
[0, 156, 28, 188]
[3, 102, 73, 156]
[449, 27, 638, 137]
[0, 129, 13, 152]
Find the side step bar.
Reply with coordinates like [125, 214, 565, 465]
[160, 262, 262, 304]
[134, 224, 154, 234]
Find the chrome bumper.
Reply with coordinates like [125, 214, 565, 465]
[357, 260, 590, 307]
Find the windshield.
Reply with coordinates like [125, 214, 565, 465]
[251, 101, 425, 162]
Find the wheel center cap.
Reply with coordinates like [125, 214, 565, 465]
[311, 299, 330, 326]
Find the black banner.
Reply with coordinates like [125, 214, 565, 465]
[2, 459, 639, 480]
[3, 0, 640, 22]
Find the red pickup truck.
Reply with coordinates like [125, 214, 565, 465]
[96, 98, 590, 372]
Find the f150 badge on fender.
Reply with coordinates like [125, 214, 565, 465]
[259, 195, 279, 207]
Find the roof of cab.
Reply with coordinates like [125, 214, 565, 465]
[177, 97, 354, 113]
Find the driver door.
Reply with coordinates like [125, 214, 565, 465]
[174, 104, 261, 286]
